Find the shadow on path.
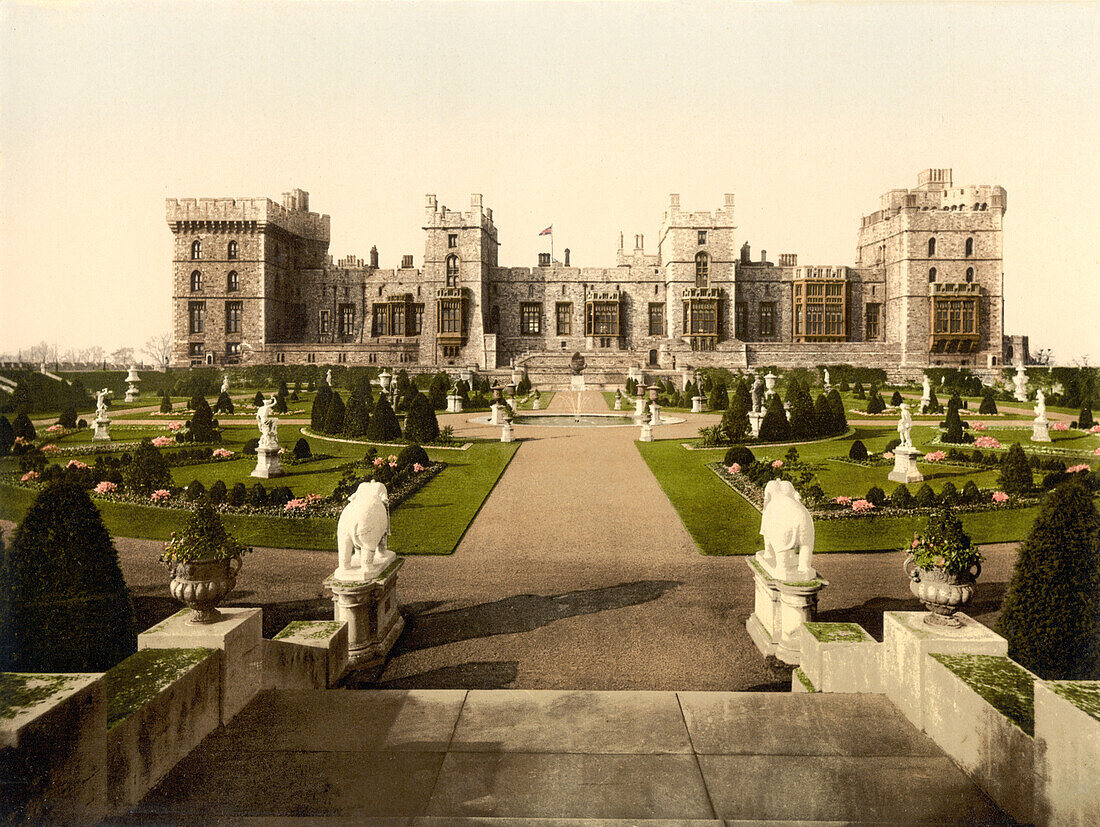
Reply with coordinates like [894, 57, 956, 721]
[349, 660, 520, 690]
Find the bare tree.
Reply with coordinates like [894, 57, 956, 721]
[111, 346, 135, 366]
[80, 345, 105, 364]
[27, 340, 50, 363]
[142, 331, 173, 367]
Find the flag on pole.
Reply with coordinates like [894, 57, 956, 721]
[539, 225, 553, 236]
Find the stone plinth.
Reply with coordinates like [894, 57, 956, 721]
[614, 396, 622, 410]
[1031, 418, 1051, 442]
[746, 555, 829, 666]
[639, 422, 653, 442]
[1034, 681, 1100, 825]
[532, 395, 541, 410]
[446, 394, 463, 413]
[649, 404, 660, 427]
[490, 404, 504, 425]
[881, 611, 1007, 732]
[570, 374, 585, 391]
[251, 446, 283, 478]
[634, 398, 647, 417]
[326, 558, 405, 671]
[0, 673, 107, 824]
[888, 446, 924, 484]
[92, 417, 111, 441]
[919, 396, 931, 415]
[692, 396, 704, 413]
[138, 607, 263, 725]
[798, 622, 882, 694]
[500, 422, 514, 443]
[747, 410, 764, 438]
[264, 620, 349, 690]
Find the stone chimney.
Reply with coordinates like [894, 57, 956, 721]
[564, 248, 571, 267]
[370, 246, 379, 269]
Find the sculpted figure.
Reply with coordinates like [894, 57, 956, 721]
[759, 479, 816, 578]
[221, 374, 230, 394]
[95, 388, 112, 419]
[752, 375, 764, 413]
[897, 402, 914, 449]
[335, 481, 395, 579]
[1035, 388, 1046, 419]
[823, 368, 830, 387]
[922, 375, 931, 399]
[325, 368, 333, 387]
[256, 395, 278, 446]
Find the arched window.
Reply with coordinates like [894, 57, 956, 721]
[965, 237, 974, 257]
[190, 270, 203, 291]
[227, 271, 239, 292]
[927, 237, 936, 257]
[966, 267, 974, 283]
[695, 252, 709, 288]
[928, 268, 937, 283]
[446, 255, 460, 288]
[227, 240, 238, 260]
[191, 239, 202, 260]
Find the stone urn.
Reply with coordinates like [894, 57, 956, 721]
[903, 556, 981, 628]
[169, 556, 243, 624]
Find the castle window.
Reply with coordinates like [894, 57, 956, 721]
[275, 352, 286, 363]
[378, 286, 383, 296]
[866, 303, 881, 340]
[227, 240, 238, 260]
[225, 301, 242, 334]
[191, 240, 202, 260]
[698, 230, 707, 245]
[338, 304, 355, 337]
[448, 234, 457, 248]
[521, 303, 542, 335]
[190, 270, 202, 292]
[188, 302, 205, 334]
[965, 237, 974, 257]
[759, 303, 775, 337]
[929, 267, 937, 283]
[648, 303, 665, 336]
[735, 302, 747, 338]
[320, 310, 331, 334]
[966, 267, 974, 283]
[226, 342, 242, 357]
[928, 237, 936, 257]
[586, 301, 620, 337]
[227, 271, 239, 292]
[442, 345, 459, 359]
[413, 304, 424, 335]
[440, 300, 463, 334]
[189, 342, 204, 357]
[556, 303, 573, 336]
[371, 305, 387, 336]
[695, 252, 709, 288]
[446, 255, 460, 288]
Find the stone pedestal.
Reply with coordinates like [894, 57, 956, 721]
[639, 422, 653, 442]
[446, 394, 463, 413]
[500, 422, 514, 443]
[533, 396, 541, 410]
[125, 387, 138, 403]
[92, 417, 111, 441]
[649, 404, 660, 427]
[614, 396, 622, 410]
[888, 446, 924, 484]
[748, 411, 764, 438]
[251, 446, 284, 478]
[692, 396, 704, 413]
[570, 374, 586, 391]
[490, 404, 504, 425]
[1031, 417, 1051, 442]
[511, 369, 523, 386]
[634, 398, 647, 418]
[507, 397, 518, 413]
[746, 555, 828, 666]
[919, 395, 930, 415]
[325, 558, 405, 672]
[264, 620, 349, 690]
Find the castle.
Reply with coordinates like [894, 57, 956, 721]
[168, 169, 1025, 383]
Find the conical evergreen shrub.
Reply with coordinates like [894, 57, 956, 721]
[849, 440, 869, 461]
[397, 443, 430, 471]
[0, 416, 13, 457]
[914, 483, 937, 507]
[733, 378, 752, 412]
[323, 391, 346, 435]
[788, 386, 817, 440]
[813, 394, 831, 436]
[999, 443, 1033, 494]
[720, 397, 750, 444]
[0, 482, 136, 671]
[1081, 405, 1095, 430]
[160, 389, 173, 413]
[293, 437, 312, 459]
[891, 390, 904, 407]
[122, 438, 173, 495]
[926, 387, 942, 414]
[758, 394, 791, 442]
[365, 393, 402, 442]
[214, 391, 234, 414]
[58, 405, 78, 429]
[311, 383, 332, 432]
[342, 393, 370, 438]
[890, 485, 913, 509]
[190, 397, 220, 443]
[428, 374, 448, 410]
[827, 389, 847, 435]
[979, 391, 998, 415]
[998, 481, 1100, 679]
[853, 381, 865, 399]
[866, 388, 886, 415]
[708, 381, 729, 412]
[12, 412, 36, 441]
[253, 391, 265, 407]
[941, 401, 972, 444]
[405, 392, 441, 444]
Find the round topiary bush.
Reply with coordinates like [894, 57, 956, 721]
[890, 485, 914, 509]
[913, 483, 937, 507]
[405, 392, 441, 444]
[228, 482, 248, 507]
[998, 480, 1100, 679]
[940, 481, 959, 506]
[185, 480, 206, 502]
[58, 405, 78, 429]
[0, 482, 136, 671]
[397, 443, 430, 471]
[249, 482, 267, 506]
[865, 486, 886, 507]
[268, 486, 294, 506]
[293, 437, 312, 459]
[208, 479, 228, 505]
[243, 437, 260, 456]
[848, 440, 869, 462]
[999, 443, 1033, 494]
[723, 445, 756, 467]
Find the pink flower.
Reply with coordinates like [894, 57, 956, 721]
[13, 436, 28, 446]
[1052, 422, 1069, 431]
[1094, 447, 1100, 456]
[851, 499, 874, 512]
[388, 461, 397, 469]
[992, 491, 1009, 503]
[150, 489, 171, 502]
[911, 538, 920, 548]
[284, 498, 308, 511]
[46, 424, 65, 433]
[412, 463, 425, 473]
[1089, 424, 1100, 434]
[372, 457, 383, 467]
[727, 463, 741, 474]
[834, 495, 852, 506]
[974, 436, 1002, 449]
[151, 436, 174, 447]
[212, 448, 233, 459]
[771, 459, 783, 469]
[94, 481, 117, 494]
[1067, 464, 1090, 474]
[41, 444, 60, 454]
[971, 422, 986, 431]
[20, 470, 39, 482]
[388, 454, 398, 463]
[924, 451, 946, 462]
[883, 451, 894, 460]
[167, 422, 182, 431]
[65, 459, 88, 470]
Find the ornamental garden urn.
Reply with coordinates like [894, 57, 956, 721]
[570, 351, 586, 375]
[902, 508, 982, 627]
[378, 369, 393, 394]
[161, 504, 251, 624]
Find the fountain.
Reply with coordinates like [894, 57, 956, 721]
[568, 390, 584, 422]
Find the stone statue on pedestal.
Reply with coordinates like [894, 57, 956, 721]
[751, 375, 764, 413]
[759, 479, 816, 579]
[256, 395, 279, 449]
[1013, 365, 1028, 402]
[221, 374, 230, 394]
[1035, 388, 1046, 420]
[325, 368, 333, 387]
[95, 388, 112, 420]
[334, 481, 395, 582]
[823, 368, 831, 388]
[897, 402, 914, 449]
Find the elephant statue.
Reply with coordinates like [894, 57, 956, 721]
[759, 479, 816, 579]
[334, 481, 395, 580]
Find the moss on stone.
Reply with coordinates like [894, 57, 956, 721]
[804, 622, 870, 643]
[103, 647, 213, 731]
[274, 620, 344, 641]
[0, 673, 80, 720]
[794, 667, 816, 692]
[930, 653, 1036, 735]
[1046, 680, 1100, 723]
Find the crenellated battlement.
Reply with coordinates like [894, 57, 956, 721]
[862, 171, 1007, 227]
[661, 192, 736, 230]
[166, 193, 330, 241]
[423, 193, 497, 237]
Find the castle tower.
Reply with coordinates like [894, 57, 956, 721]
[658, 194, 736, 351]
[856, 170, 1007, 368]
[166, 190, 330, 366]
[422, 194, 498, 368]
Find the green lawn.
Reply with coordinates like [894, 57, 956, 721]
[599, 391, 698, 414]
[637, 433, 1044, 555]
[516, 391, 555, 411]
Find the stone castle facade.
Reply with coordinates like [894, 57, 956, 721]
[168, 169, 1017, 381]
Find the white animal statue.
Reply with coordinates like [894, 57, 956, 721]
[759, 479, 816, 579]
[897, 402, 914, 449]
[335, 481, 395, 580]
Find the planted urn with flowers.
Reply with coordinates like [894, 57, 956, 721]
[161, 503, 252, 624]
[904, 507, 982, 627]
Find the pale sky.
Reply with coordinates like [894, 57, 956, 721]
[2, 1, 1098, 362]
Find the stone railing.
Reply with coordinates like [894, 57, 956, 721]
[792, 613, 1099, 825]
[1, 607, 347, 822]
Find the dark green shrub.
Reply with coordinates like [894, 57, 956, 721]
[999, 443, 1033, 494]
[428, 374, 448, 410]
[228, 482, 247, 507]
[323, 391, 346, 436]
[853, 381, 865, 399]
[516, 374, 532, 395]
[865, 486, 886, 507]
[890, 486, 913, 508]
[941, 402, 973, 444]
[311, 383, 332, 432]
[758, 394, 791, 442]
[405, 392, 440, 444]
[253, 391, 265, 407]
[838, 379, 850, 392]
[160, 390, 172, 414]
[962, 480, 982, 503]
[243, 437, 259, 456]
[979, 391, 998, 415]
[926, 388, 942, 414]
[998, 481, 1100, 679]
[940, 481, 959, 506]
[188, 392, 203, 410]
[1081, 406, 1096, 430]
[890, 390, 903, 406]
[884, 438, 901, 454]
[397, 443, 430, 471]
[723, 445, 756, 467]
[293, 437, 312, 459]
[365, 394, 402, 442]
[122, 439, 172, 495]
[720, 398, 750, 444]
[787, 386, 817, 440]
[269, 486, 294, 506]
[58, 405, 78, 429]
[208, 479, 228, 505]
[707, 381, 729, 412]
[0, 482, 135, 671]
[273, 393, 288, 414]
[1042, 470, 1071, 490]
[827, 389, 847, 435]
[188, 397, 221, 443]
[214, 391, 234, 414]
[249, 482, 267, 506]
[813, 394, 831, 436]
[914, 483, 938, 507]
[185, 480, 206, 502]
[342, 393, 370, 438]
[848, 440, 869, 461]
[866, 389, 886, 415]
[0, 416, 13, 457]
[12, 412, 36, 442]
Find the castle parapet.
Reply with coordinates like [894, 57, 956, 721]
[166, 194, 331, 241]
[423, 193, 497, 236]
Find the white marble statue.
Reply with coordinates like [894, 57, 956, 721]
[751, 375, 764, 412]
[922, 375, 931, 399]
[325, 368, 333, 387]
[897, 402, 914, 449]
[1013, 365, 1028, 401]
[334, 481, 395, 580]
[255, 395, 279, 448]
[759, 479, 816, 579]
[1035, 388, 1046, 420]
[95, 388, 112, 420]
[220, 374, 230, 394]
[823, 368, 830, 388]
